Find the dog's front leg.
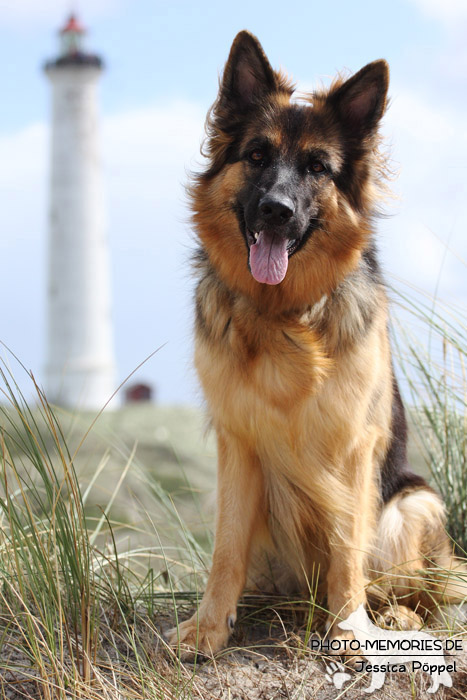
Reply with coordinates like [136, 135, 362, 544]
[326, 442, 378, 655]
[325, 526, 370, 664]
[168, 428, 263, 657]
[326, 533, 368, 629]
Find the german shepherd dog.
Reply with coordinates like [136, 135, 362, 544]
[168, 31, 464, 656]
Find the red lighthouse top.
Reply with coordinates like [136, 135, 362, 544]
[44, 13, 102, 71]
[60, 14, 86, 35]
[58, 14, 86, 57]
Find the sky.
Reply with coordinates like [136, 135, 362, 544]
[0, 0, 466, 406]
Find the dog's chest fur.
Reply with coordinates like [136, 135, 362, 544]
[195, 262, 392, 472]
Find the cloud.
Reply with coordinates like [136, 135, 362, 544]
[409, 0, 467, 24]
[380, 86, 467, 301]
[102, 100, 206, 206]
[0, 121, 47, 266]
[385, 89, 458, 145]
[0, 122, 47, 186]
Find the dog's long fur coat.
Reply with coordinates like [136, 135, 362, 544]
[168, 31, 464, 656]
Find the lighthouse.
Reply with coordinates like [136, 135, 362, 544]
[43, 15, 117, 410]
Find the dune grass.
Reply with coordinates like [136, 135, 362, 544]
[0, 362, 212, 698]
[391, 281, 467, 552]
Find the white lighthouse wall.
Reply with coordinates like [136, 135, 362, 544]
[45, 66, 117, 410]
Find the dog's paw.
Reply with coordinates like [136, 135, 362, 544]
[166, 613, 233, 659]
[326, 615, 363, 668]
[375, 604, 423, 631]
[326, 625, 363, 667]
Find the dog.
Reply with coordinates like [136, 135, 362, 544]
[168, 30, 465, 657]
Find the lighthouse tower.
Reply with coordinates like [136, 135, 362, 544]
[44, 15, 117, 410]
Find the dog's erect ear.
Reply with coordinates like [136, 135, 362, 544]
[329, 60, 389, 137]
[218, 31, 277, 114]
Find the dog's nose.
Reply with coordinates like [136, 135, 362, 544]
[258, 196, 294, 226]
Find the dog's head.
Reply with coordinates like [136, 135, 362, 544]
[193, 32, 389, 308]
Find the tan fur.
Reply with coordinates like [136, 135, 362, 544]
[168, 32, 466, 658]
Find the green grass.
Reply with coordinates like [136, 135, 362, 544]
[0, 362, 214, 698]
[0, 370, 98, 685]
[391, 280, 467, 552]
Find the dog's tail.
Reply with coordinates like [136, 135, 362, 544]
[369, 486, 467, 611]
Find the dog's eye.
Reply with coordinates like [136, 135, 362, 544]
[248, 149, 265, 164]
[308, 160, 326, 174]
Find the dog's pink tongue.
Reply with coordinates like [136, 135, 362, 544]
[249, 231, 289, 285]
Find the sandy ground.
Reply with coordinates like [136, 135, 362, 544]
[161, 603, 467, 700]
[4, 603, 465, 700]
[191, 649, 467, 700]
